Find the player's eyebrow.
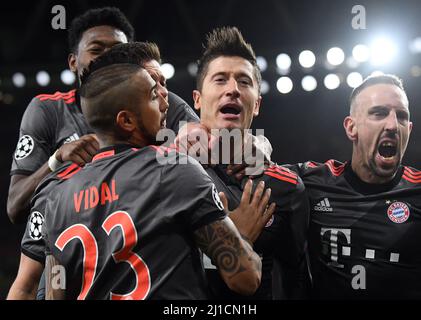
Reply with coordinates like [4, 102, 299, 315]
[210, 71, 253, 81]
[368, 105, 389, 112]
[86, 40, 121, 47]
[210, 71, 228, 79]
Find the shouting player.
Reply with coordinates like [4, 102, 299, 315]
[291, 74, 421, 299]
[38, 48, 263, 299]
[187, 27, 310, 299]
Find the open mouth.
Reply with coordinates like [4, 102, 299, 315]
[378, 141, 397, 158]
[220, 104, 241, 115]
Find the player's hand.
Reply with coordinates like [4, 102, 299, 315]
[55, 134, 100, 166]
[226, 135, 272, 181]
[174, 122, 219, 164]
[226, 164, 247, 181]
[219, 179, 276, 244]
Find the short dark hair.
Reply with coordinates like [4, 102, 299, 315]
[196, 26, 261, 93]
[80, 64, 143, 134]
[79, 43, 153, 134]
[80, 42, 161, 86]
[350, 74, 406, 114]
[68, 7, 135, 53]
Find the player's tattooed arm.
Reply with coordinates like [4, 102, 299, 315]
[194, 217, 262, 295]
[45, 254, 65, 300]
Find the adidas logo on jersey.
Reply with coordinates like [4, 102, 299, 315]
[64, 133, 80, 144]
[314, 198, 333, 212]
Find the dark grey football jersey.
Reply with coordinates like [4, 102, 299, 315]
[203, 164, 310, 300]
[11, 90, 198, 176]
[289, 160, 421, 299]
[11, 90, 91, 176]
[34, 145, 225, 300]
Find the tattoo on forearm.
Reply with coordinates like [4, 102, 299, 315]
[195, 220, 254, 277]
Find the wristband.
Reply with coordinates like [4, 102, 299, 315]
[48, 150, 63, 171]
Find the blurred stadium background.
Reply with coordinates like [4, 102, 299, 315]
[1, 0, 421, 298]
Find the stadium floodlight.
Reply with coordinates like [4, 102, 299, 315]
[61, 69, 76, 85]
[409, 37, 421, 54]
[346, 72, 363, 88]
[187, 62, 198, 77]
[256, 56, 268, 72]
[324, 73, 340, 90]
[161, 63, 175, 79]
[326, 47, 345, 66]
[260, 80, 270, 95]
[352, 44, 370, 62]
[36, 71, 50, 87]
[298, 50, 316, 68]
[370, 37, 397, 66]
[276, 76, 293, 94]
[301, 75, 317, 92]
[12, 73, 26, 88]
[276, 53, 291, 71]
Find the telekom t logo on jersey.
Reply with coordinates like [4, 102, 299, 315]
[320, 227, 401, 290]
[320, 228, 351, 269]
[320, 228, 401, 267]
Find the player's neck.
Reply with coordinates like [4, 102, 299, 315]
[351, 155, 396, 184]
[97, 134, 149, 149]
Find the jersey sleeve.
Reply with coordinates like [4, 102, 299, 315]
[10, 97, 56, 176]
[262, 175, 311, 298]
[166, 92, 199, 134]
[160, 153, 226, 230]
[21, 192, 48, 264]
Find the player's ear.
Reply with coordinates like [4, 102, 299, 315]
[253, 95, 262, 117]
[116, 110, 136, 133]
[193, 90, 201, 111]
[68, 53, 77, 73]
[344, 116, 357, 141]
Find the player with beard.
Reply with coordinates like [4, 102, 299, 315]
[189, 27, 310, 300]
[291, 74, 421, 299]
[39, 52, 262, 300]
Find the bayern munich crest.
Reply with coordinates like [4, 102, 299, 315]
[387, 202, 410, 224]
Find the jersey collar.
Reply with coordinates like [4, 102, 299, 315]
[344, 161, 404, 195]
[92, 144, 139, 162]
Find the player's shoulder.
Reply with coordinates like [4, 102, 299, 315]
[148, 144, 209, 177]
[299, 159, 347, 177]
[31, 164, 78, 206]
[402, 165, 421, 185]
[41, 163, 81, 190]
[168, 91, 188, 106]
[148, 144, 198, 165]
[263, 163, 300, 187]
[32, 89, 77, 107]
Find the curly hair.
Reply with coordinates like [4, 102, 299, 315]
[68, 7, 135, 53]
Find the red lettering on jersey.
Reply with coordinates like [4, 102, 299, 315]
[90, 186, 99, 208]
[73, 180, 119, 213]
[111, 179, 119, 201]
[74, 190, 84, 213]
[84, 189, 89, 210]
[101, 183, 112, 205]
